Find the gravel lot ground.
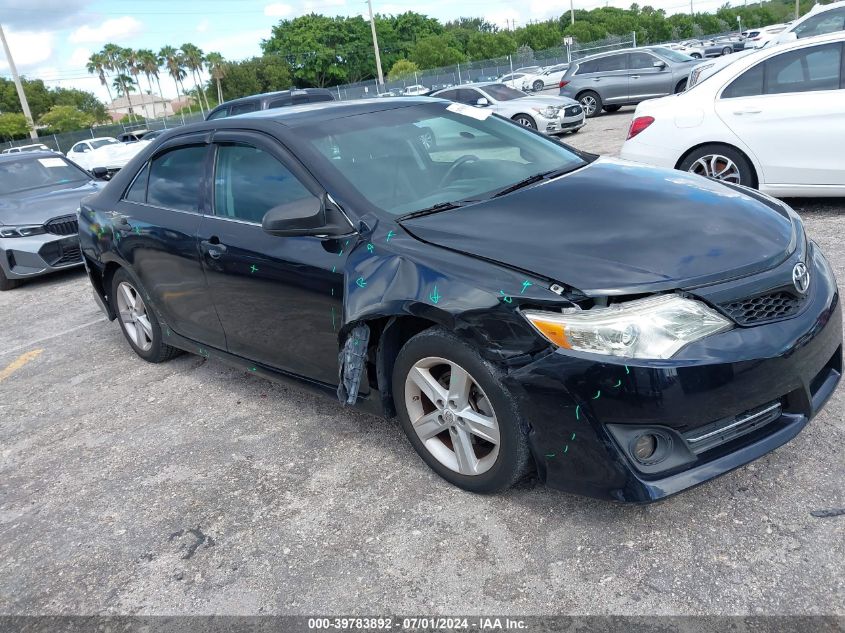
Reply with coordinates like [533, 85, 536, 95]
[1, 108, 843, 617]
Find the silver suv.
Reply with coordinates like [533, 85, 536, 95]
[558, 47, 699, 117]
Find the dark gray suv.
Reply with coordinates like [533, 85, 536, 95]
[205, 88, 334, 121]
[558, 47, 699, 117]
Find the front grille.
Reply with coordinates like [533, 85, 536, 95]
[39, 238, 81, 267]
[44, 215, 79, 236]
[564, 105, 582, 117]
[719, 290, 803, 326]
[683, 400, 783, 454]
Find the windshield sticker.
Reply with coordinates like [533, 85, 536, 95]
[37, 157, 67, 168]
[446, 103, 492, 121]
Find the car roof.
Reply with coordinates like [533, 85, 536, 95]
[212, 88, 333, 109]
[0, 150, 66, 163]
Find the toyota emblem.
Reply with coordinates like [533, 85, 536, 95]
[792, 262, 810, 295]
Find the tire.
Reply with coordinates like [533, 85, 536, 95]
[392, 327, 531, 494]
[532, 80, 544, 92]
[691, 53, 702, 59]
[721, 47, 733, 56]
[678, 144, 756, 188]
[111, 267, 182, 363]
[674, 79, 687, 93]
[512, 114, 537, 130]
[569, 127, 580, 134]
[0, 266, 20, 291]
[578, 91, 603, 118]
[603, 104, 622, 113]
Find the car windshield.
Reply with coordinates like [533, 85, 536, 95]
[90, 138, 119, 150]
[480, 84, 526, 101]
[650, 47, 695, 62]
[297, 102, 587, 216]
[0, 156, 88, 195]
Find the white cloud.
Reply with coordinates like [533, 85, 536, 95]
[304, 0, 345, 10]
[196, 18, 210, 33]
[68, 47, 92, 68]
[199, 28, 272, 63]
[0, 29, 54, 71]
[68, 16, 143, 45]
[485, 7, 521, 30]
[264, 2, 294, 17]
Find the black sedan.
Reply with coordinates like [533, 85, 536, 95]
[0, 152, 103, 290]
[78, 99, 841, 501]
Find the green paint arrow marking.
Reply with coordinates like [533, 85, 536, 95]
[429, 285, 441, 304]
[355, 277, 367, 288]
[386, 230, 395, 242]
[250, 264, 258, 274]
[520, 280, 532, 294]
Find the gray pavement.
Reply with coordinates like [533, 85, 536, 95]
[1, 110, 843, 616]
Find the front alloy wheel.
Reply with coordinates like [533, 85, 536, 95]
[393, 328, 530, 493]
[405, 357, 500, 476]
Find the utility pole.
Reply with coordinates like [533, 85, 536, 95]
[367, 0, 384, 89]
[0, 23, 37, 140]
[571, 0, 575, 25]
[690, 0, 694, 14]
[795, 0, 799, 19]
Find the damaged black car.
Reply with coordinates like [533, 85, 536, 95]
[78, 98, 842, 502]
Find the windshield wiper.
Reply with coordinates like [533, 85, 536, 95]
[397, 200, 472, 221]
[491, 166, 577, 198]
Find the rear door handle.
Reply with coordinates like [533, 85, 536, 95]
[201, 238, 227, 259]
[592, 77, 601, 81]
[630, 75, 640, 79]
[733, 108, 761, 115]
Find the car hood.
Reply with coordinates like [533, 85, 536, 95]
[0, 180, 101, 225]
[511, 95, 579, 108]
[399, 158, 795, 295]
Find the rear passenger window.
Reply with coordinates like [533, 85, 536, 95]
[722, 63, 764, 98]
[575, 60, 598, 74]
[764, 43, 842, 94]
[268, 95, 293, 108]
[147, 146, 207, 212]
[124, 162, 149, 202]
[213, 144, 312, 224]
[596, 54, 627, 72]
[230, 102, 258, 115]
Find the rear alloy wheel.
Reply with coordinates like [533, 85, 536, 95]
[512, 114, 537, 129]
[675, 79, 688, 93]
[579, 91, 603, 117]
[393, 328, 530, 493]
[532, 80, 545, 92]
[722, 47, 733, 56]
[112, 268, 181, 363]
[679, 144, 755, 187]
[0, 266, 20, 291]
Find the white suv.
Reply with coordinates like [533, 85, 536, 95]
[767, 0, 845, 46]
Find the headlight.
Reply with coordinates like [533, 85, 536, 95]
[522, 295, 732, 359]
[532, 106, 560, 119]
[0, 225, 46, 238]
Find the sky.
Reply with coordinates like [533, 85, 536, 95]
[0, 0, 733, 104]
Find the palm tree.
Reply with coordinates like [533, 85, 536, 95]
[112, 74, 135, 96]
[160, 45, 189, 117]
[86, 52, 115, 118]
[205, 52, 226, 105]
[124, 47, 146, 118]
[180, 43, 209, 114]
[102, 43, 136, 122]
[137, 48, 166, 121]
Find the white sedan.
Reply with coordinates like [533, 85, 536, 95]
[66, 137, 150, 173]
[620, 31, 845, 197]
[430, 82, 586, 135]
[520, 64, 570, 92]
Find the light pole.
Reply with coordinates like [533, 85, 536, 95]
[0, 23, 38, 140]
[367, 0, 385, 89]
[570, 0, 575, 25]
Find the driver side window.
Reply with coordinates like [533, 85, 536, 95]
[213, 144, 312, 224]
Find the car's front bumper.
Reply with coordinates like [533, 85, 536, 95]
[0, 233, 83, 279]
[539, 112, 586, 135]
[502, 243, 842, 502]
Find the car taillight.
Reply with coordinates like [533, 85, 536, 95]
[627, 116, 655, 140]
[559, 79, 569, 88]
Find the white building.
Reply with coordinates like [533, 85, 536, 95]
[108, 93, 174, 120]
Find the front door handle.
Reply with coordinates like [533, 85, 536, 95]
[592, 77, 601, 81]
[201, 238, 227, 259]
[733, 108, 762, 115]
[630, 75, 640, 79]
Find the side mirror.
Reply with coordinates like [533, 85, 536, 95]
[653, 61, 667, 69]
[91, 166, 110, 180]
[476, 97, 489, 107]
[262, 195, 351, 238]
